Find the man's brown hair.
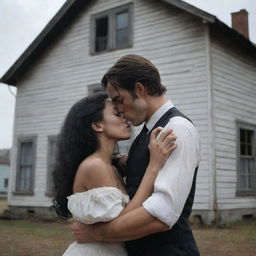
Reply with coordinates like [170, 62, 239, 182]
[101, 54, 166, 96]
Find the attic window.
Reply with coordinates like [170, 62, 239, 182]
[95, 17, 108, 52]
[91, 4, 133, 54]
[116, 11, 129, 48]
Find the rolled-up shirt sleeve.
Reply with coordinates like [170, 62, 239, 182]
[143, 116, 201, 228]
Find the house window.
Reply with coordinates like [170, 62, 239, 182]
[237, 123, 256, 196]
[88, 84, 104, 95]
[91, 4, 133, 54]
[4, 178, 8, 188]
[95, 16, 108, 52]
[46, 136, 57, 196]
[16, 137, 36, 194]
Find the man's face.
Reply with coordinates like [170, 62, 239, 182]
[106, 82, 148, 126]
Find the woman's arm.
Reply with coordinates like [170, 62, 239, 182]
[71, 127, 177, 243]
[120, 127, 176, 215]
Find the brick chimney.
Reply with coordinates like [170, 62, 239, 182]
[231, 9, 249, 39]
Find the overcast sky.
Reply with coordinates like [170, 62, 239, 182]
[0, 0, 255, 149]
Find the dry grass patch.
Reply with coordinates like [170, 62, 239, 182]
[0, 218, 255, 256]
[0, 199, 8, 213]
[193, 218, 256, 256]
[0, 219, 73, 256]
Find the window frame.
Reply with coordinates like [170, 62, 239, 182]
[236, 121, 256, 196]
[14, 136, 37, 195]
[45, 135, 58, 197]
[88, 83, 104, 95]
[90, 3, 133, 55]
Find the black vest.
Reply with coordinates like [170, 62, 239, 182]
[125, 107, 200, 256]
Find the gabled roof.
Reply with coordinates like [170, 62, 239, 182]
[1, 0, 255, 85]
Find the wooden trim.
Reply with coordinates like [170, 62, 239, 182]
[236, 190, 256, 197]
[162, 0, 216, 23]
[12, 191, 34, 196]
[205, 24, 216, 213]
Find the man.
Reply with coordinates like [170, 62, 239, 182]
[73, 54, 201, 255]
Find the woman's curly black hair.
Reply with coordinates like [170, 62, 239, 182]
[51, 92, 109, 218]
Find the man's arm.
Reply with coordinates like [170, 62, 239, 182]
[142, 117, 201, 227]
[74, 206, 168, 243]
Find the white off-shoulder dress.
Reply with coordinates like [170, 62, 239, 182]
[63, 187, 129, 256]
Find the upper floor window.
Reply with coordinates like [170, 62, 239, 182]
[237, 123, 256, 196]
[15, 137, 36, 194]
[91, 4, 133, 54]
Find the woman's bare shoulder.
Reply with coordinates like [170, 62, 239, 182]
[76, 157, 114, 189]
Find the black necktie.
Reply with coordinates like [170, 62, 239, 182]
[140, 125, 149, 137]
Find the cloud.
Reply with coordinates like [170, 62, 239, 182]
[0, 84, 16, 149]
[0, 0, 65, 76]
[0, 0, 65, 148]
[0, 0, 255, 148]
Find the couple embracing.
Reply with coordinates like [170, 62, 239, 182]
[52, 54, 201, 256]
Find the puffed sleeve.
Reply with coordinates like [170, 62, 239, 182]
[67, 187, 129, 224]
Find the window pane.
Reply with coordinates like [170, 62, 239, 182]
[247, 144, 252, 156]
[95, 17, 108, 52]
[246, 130, 253, 144]
[20, 142, 33, 165]
[247, 130, 253, 156]
[248, 159, 254, 189]
[240, 143, 246, 155]
[238, 126, 256, 193]
[116, 11, 129, 29]
[240, 129, 246, 143]
[240, 173, 246, 190]
[17, 140, 34, 192]
[116, 28, 129, 48]
[116, 11, 129, 48]
[240, 158, 255, 190]
[20, 166, 32, 191]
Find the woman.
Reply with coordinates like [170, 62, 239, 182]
[52, 93, 176, 256]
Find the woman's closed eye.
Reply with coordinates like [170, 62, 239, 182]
[115, 111, 122, 117]
[113, 107, 122, 117]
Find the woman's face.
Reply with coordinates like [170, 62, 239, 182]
[101, 99, 131, 141]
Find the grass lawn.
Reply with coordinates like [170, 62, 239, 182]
[0, 219, 73, 256]
[0, 218, 255, 256]
[0, 198, 8, 213]
[193, 218, 256, 256]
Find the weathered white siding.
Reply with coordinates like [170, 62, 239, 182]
[211, 32, 256, 211]
[9, 0, 211, 212]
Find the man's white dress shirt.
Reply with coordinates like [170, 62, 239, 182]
[142, 100, 201, 229]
